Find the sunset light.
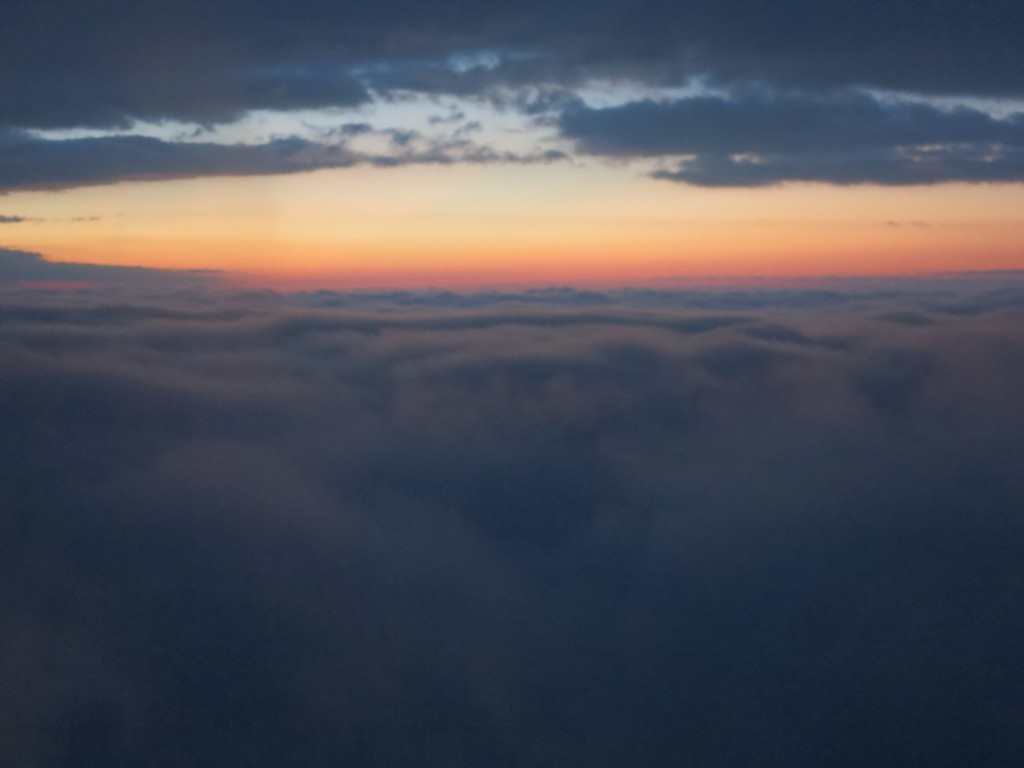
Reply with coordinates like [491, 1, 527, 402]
[4, 1, 1024, 765]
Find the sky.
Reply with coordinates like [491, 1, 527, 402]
[5, 4, 1024, 766]
[2, 0, 1024, 286]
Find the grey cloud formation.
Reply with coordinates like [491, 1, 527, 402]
[2, 280, 1024, 766]
[3, 0, 1024, 132]
[8, 84, 1023, 192]
[654, 144, 1024, 187]
[0, 215, 29, 224]
[0, 131, 564, 193]
[356, 53, 585, 98]
[2, 0, 1024, 189]
[560, 93, 1024, 156]
[0, 133, 358, 193]
[0, 26, 371, 131]
[560, 91, 1024, 186]
[0, 248, 218, 287]
[262, 273, 1024, 314]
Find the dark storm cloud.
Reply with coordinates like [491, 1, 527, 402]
[3, 0, 1023, 132]
[3, 279, 1024, 766]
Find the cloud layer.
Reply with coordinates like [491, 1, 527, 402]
[0, 248, 217, 287]
[3, 1, 1024, 188]
[0, 130, 563, 192]
[3, 0, 1023, 130]
[561, 91, 1024, 185]
[3, 281, 1024, 766]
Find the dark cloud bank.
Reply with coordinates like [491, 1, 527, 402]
[562, 91, 1024, 186]
[4, 0, 1024, 189]
[0, 249, 216, 287]
[3, 275, 1024, 766]
[3, 0, 1022, 132]
[0, 132, 564, 194]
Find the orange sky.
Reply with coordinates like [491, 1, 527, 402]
[5, 163, 1024, 289]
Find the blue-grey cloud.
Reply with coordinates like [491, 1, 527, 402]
[0, 133, 358, 192]
[11, 87, 1024, 189]
[2, 2, 1022, 190]
[653, 144, 1024, 187]
[0, 131, 565, 192]
[2, 0, 1023, 133]
[0, 214, 29, 224]
[560, 92, 1024, 156]
[0, 248, 218, 286]
[559, 91, 1024, 185]
[3, 280, 1024, 766]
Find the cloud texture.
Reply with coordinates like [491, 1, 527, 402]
[3, 279, 1024, 766]
[0, 249, 216, 287]
[3, 0, 1023, 131]
[3, 0, 1024, 188]
[0, 131, 563, 193]
[561, 91, 1024, 185]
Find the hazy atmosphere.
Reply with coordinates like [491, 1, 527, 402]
[2, 0, 1024, 284]
[3, 0, 1024, 765]
[4, 274, 1024, 765]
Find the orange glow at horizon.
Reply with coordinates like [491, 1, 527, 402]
[4, 164, 1024, 289]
